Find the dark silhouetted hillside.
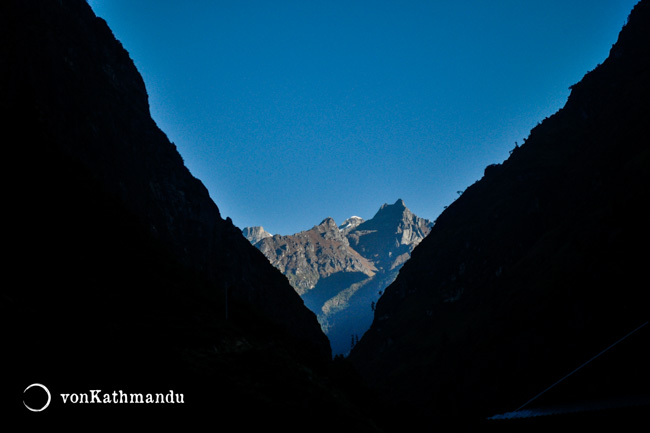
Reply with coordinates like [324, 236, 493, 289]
[1, 0, 380, 429]
[350, 0, 650, 429]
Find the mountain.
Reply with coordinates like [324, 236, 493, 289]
[242, 226, 272, 245]
[339, 216, 365, 234]
[246, 199, 433, 355]
[320, 199, 433, 355]
[347, 199, 433, 274]
[349, 1, 650, 429]
[2, 1, 380, 428]
[254, 217, 378, 296]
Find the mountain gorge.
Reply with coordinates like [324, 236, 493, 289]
[5, 0, 649, 429]
[245, 199, 433, 355]
[350, 0, 650, 428]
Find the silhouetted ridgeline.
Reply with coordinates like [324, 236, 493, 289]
[350, 0, 650, 429]
[2, 1, 380, 429]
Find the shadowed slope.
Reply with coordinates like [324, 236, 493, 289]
[350, 0, 650, 428]
[1, 1, 387, 428]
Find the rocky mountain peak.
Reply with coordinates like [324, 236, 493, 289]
[315, 217, 348, 243]
[241, 226, 272, 245]
[339, 216, 365, 234]
[378, 198, 406, 213]
[317, 217, 339, 232]
[365, 198, 422, 234]
[389, 197, 406, 208]
[347, 199, 433, 272]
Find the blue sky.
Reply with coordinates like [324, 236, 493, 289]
[87, 0, 638, 235]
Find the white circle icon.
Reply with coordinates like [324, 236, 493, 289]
[23, 383, 51, 412]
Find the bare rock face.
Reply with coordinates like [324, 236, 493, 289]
[347, 199, 433, 273]
[255, 218, 377, 296]
[242, 226, 272, 245]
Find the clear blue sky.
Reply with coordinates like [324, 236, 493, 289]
[87, 0, 637, 236]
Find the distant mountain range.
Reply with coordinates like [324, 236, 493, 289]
[244, 199, 433, 355]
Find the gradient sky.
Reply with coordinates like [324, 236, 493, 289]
[87, 0, 638, 236]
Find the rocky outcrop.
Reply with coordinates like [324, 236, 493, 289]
[242, 226, 272, 245]
[349, 1, 650, 427]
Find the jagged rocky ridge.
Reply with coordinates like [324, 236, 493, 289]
[349, 1, 650, 428]
[2, 1, 380, 428]
[246, 199, 433, 355]
[256, 216, 377, 296]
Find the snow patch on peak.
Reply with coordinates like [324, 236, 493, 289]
[339, 216, 365, 233]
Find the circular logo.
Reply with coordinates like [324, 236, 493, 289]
[23, 383, 51, 412]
